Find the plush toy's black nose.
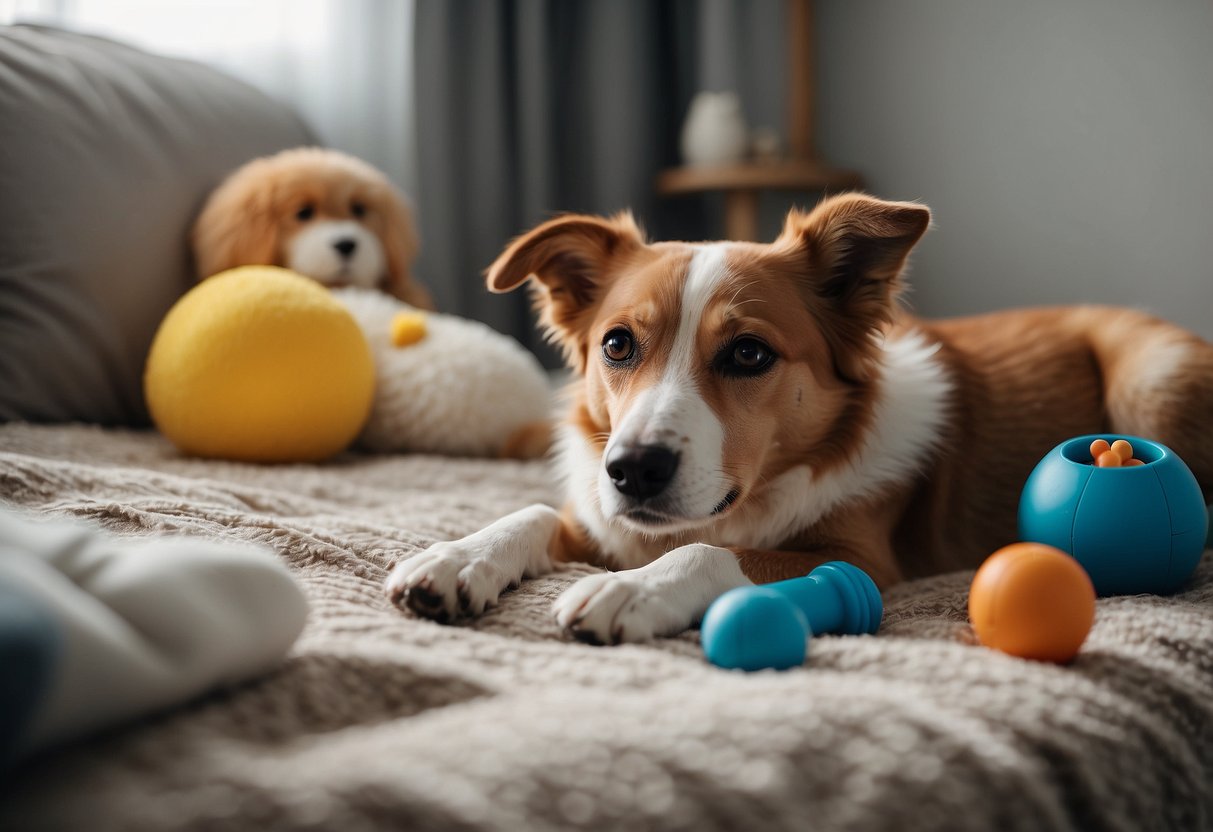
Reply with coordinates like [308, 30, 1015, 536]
[333, 238, 357, 258]
[606, 445, 680, 502]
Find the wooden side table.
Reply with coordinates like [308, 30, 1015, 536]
[655, 0, 863, 241]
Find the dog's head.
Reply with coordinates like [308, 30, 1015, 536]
[487, 194, 930, 535]
[192, 147, 431, 307]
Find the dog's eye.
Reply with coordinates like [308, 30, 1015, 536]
[719, 337, 776, 376]
[350, 201, 367, 218]
[296, 204, 315, 222]
[602, 329, 636, 364]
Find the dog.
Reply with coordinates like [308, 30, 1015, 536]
[385, 193, 1213, 644]
[192, 147, 433, 308]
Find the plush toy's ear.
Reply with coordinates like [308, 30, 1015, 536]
[486, 212, 645, 369]
[191, 167, 283, 281]
[776, 194, 931, 382]
[377, 187, 434, 309]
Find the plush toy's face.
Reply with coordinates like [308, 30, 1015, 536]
[284, 191, 387, 290]
[192, 148, 432, 308]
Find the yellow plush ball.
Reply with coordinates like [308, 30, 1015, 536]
[145, 266, 374, 463]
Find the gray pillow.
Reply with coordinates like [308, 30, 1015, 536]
[0, 25, 315, 424]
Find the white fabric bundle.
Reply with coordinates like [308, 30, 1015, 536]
[0, 511, 307, 762]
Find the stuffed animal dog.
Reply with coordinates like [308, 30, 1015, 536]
[189, 149, 552, 460]
[192, 147, 433, 309]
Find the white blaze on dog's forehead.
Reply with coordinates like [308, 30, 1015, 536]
[609, 243, 732, 446]
[665, 243, 731, 378]
[597, 243, 735, 534]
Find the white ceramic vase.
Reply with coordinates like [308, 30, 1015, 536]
[680, 91, 749, 167]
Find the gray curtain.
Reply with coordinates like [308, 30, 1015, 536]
[413, 0, 788, 364]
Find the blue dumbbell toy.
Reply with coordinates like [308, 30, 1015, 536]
[701, 561, 882, 671]
[1019, 435, 1208, 596]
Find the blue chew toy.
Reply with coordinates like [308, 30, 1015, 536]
[700, 561, 882, 671]
[1019, 435, 1208, 596]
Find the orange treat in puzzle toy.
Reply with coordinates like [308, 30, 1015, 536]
[1089, 438, 1143, 467]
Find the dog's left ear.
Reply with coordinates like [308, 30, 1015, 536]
[778, 194, 931, 381]
[486, 212, 645, 371]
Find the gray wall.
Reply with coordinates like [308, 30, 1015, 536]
[814, 0, 1213, 339]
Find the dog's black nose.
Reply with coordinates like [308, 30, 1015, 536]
[606, 445, 680, 502]
[333, 238, 357, 257]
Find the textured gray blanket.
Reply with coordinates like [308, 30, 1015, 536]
[1, 423, 1210, 831]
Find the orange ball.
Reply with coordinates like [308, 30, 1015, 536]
[968, 543, 1095, 663]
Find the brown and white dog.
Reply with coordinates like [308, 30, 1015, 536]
[386, 194, 1213, 643]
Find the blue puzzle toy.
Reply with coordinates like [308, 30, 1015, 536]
[1018, 434, 1208, 596]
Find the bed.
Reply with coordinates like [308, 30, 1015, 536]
[1, 422, 1210, 831]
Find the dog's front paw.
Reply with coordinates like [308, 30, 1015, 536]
[552, 544, 751, 645]
[553, 572, 685, 645]
[386, 541, 514, 623]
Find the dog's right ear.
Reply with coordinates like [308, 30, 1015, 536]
[486, 212, 644, 369]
